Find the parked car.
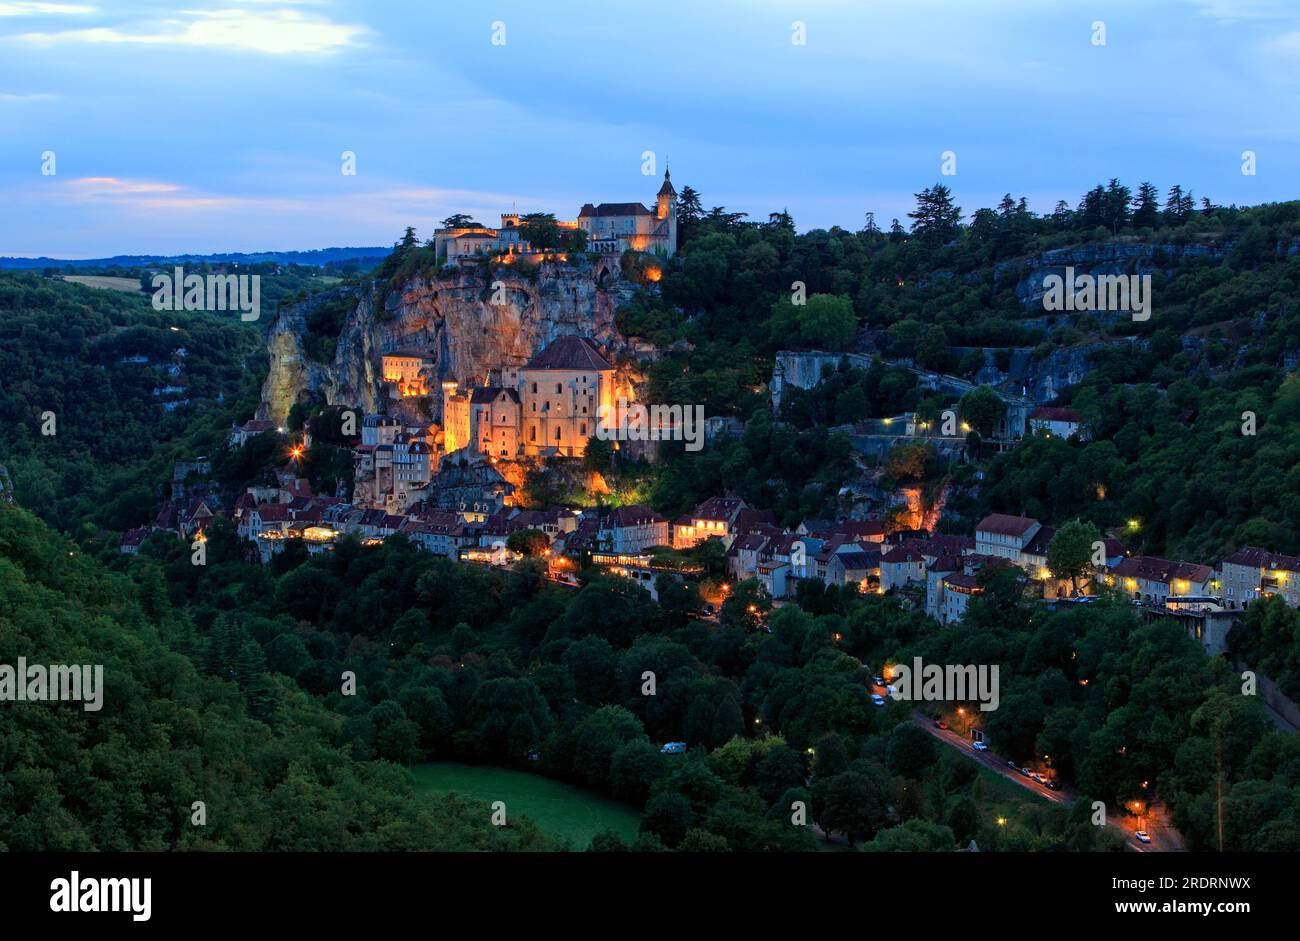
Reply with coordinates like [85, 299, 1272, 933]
[871, 694, 885, 707]
[1006, 759, 1018, 770]
[933, 719, 948, 730]
[660, 742, 687, 755]
[872, 676, 885, 687]
[1019, 767, 1031, 777]
[1045, 780, 1060, 791]
[1135, 831, 1152, 844]
[972, 741, 988, 751]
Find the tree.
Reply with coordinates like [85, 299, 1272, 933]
[679, 828, 731, 852]
[908, 184, 961, 245]
[720, 579, 772, 632]
[1131, 182, 1161, 229]
[369, 700, 421, 764]
[1102, 178, 1132, 233]
[916, 324, 955, 372]
[767, 293, 857, 351]
[583, 435, 613, 472]
[755, 744, 807, 802]
[959, 385, 1004, 438]
[676, 185, 704, 229]
[883, 442, 934, 482]
[587, 830, 630, 852]
[610, 740, 665, 804]
[1046, 520, 1102, 595]
[571, 705, 647, 790]
[506, 528, 549, 557]
[642, 791, 694, 847]
[863, 819, 956, 852]
[518, 213, 563, 250]
[812, 770, 887, 845]
[885, 722, 937, 778]
[440, 214, 479, 229]
[1164, 185, 1195, 225]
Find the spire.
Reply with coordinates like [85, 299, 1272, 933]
[657, 168, 676, 198]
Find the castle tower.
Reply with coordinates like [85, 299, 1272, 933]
[656, 170, 677, 256]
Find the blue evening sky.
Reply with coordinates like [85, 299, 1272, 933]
[1, 0, 1297, 256]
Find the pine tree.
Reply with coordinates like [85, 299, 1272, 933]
[1131, 182, 1161, 229]
[1103, 178, 1132, 232]
[908, 183, 962, 245]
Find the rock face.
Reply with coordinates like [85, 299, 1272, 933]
[999, 240, 1233, 310]
[260, 259, 636, 426]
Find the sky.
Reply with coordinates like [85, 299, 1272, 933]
[1, 0, 1298, 257]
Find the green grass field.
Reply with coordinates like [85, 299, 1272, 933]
[61, 275, 144, 293]
[410, 763, 641, 850]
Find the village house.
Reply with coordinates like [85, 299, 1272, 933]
[400, 509, 475, 559]
[1217, 547, 1300, 609]
[825, 548, 882, 591]
[924, 554, 964, 620]
[382, 350, 433, 398]
[118, 527, 150, 555]
[1106, 555, 1215, 604]
[881, 541, 928, 592]
[673, 496, 766, 549]
[597, 505, 670, 554]
[229, 418, 276, 447]
[938, 573, 982, 624]
[974, 513, 1042, 564]
[1029, 406, 1085, 439]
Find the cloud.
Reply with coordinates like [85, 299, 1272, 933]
[1185, 0, 1300, 22]
[1264, 30, 1300, 55]
[17, 7, 367, 54]
[67, 177, 185, 198]
[0, 2, 94, 15]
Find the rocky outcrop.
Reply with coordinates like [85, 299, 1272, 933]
[999, 240, 1233, 309]
[259, 259, 637, 426]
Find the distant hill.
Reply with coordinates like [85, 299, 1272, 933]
[0, 246, 390, 270]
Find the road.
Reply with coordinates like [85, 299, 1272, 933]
[905, 708, 1183, 852]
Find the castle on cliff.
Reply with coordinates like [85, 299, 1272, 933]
[433, 171, 678, 261]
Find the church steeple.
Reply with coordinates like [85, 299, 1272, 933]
[657, 168, 676, 198]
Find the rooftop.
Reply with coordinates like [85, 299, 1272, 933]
[524, 335, 614, 372]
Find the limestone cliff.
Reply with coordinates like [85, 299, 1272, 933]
[260, 259, 637, 426]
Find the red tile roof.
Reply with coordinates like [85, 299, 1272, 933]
[1031, 407, 1081, 423]
[976, 514, 1039, 538]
